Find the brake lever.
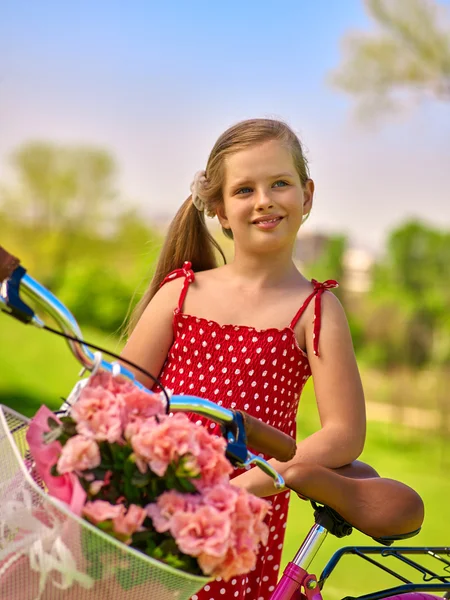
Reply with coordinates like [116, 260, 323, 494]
[242, 451, 285, 490]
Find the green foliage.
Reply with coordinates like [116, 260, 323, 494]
[0, 141, 163, 334]
[2, 178, 162, 335]
[362, 220, 450, 367]
[55, 262, 136, 333]
[303, 234, 347, 285]
[4, 141, 116, 231]
[330, 0, 450, 120]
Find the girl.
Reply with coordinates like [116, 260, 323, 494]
[121, 118, 366, 599]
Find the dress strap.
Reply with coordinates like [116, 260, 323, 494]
[289, 279, 339, 357]
[160, 261, 195, 312]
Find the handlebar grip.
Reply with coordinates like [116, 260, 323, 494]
[0, 247, 20, 282]
[236, 410, 296, 462]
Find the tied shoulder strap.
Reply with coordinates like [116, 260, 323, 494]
[289, 279, 339, 357]
[159, 261, 195, 313]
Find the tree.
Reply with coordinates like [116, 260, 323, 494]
[2, 142, 117, 232]
[367, 220, 450, 366]
[330, 0, 450, 119]
[1, 142, 118, 288]
[303, 234, 347, 287]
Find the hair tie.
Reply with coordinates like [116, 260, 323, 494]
[190, 170, 207, 212]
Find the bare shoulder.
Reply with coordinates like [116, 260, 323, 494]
[193, 266, 227, 285]
[153, 275, 185, 304]
[300, 282, 345, 321]
[145, 266, 226, 317]
[185, 266, 227, 296]
[129, 276, 185, 335]
[315, 288, 348, 328]
[121, 277, 185, 387]
[304, 287, 355, 363]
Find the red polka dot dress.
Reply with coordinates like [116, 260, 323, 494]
[153, 262, 338, 600]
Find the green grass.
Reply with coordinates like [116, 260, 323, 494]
[283, 384, 450, 599]
[0, 313, 122, 413]
[1, 314, 448, 599]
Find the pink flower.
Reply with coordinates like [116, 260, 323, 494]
[112, 504, 147, 544]
[146, 490, 200, 532]
[26, 405, 86, 515]
[203, 546, 257, 581]
[89, 469, 112, 495]
[71, 386, 124, 443]
[171, 506, 230, 558]
[147, 485, 270, 581]
[122, 387, 166, 426]
[83, 500, 125, 524]
[57, 435, 101, 474]
[193, 430, 232, 489]
[196, 552, 223, 578]
[199, 487, 270, 580]
[130, 411, 232, 484]
[131, 413, 200, 476]
[88, 371, 136, 396]
[230, 489, 270, 551]
[202, 484, 238, 514]
[234, 489, 270, 530]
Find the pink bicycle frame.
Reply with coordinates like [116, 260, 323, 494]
[270, 524, 328, 600]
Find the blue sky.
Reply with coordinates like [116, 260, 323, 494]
[1, 0, 449, 250]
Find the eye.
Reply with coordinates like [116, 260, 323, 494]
[236, 186, 253, 195]
[273, 180, 289, 188]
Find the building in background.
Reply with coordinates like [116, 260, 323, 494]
[294, 231, 374, 293]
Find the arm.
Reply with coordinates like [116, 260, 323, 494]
[232, 292, 366, 497]
[120, 279, 184, 389]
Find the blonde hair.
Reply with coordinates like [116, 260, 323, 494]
[126, 118, 310, 336]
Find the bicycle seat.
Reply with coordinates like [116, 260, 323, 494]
[283, 460, 424, 545]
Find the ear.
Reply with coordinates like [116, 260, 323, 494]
[302, 179, 314, 219]
[216, 202, 231, 231]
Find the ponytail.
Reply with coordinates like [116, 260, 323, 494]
[125, 197, 226, 338]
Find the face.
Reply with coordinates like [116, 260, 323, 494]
[217, 139, 314, 254]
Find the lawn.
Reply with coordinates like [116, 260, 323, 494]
[282, 418, 449, 598]
[1, 313, 448, 599]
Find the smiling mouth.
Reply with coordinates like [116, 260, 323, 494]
[252, 216, 284, 225]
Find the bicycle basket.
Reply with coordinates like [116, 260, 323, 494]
[0, 405, 209, 600]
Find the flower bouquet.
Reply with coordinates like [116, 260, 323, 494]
[0, 371, 270, 600]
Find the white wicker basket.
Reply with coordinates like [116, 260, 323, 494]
[0, 405, 209, 600]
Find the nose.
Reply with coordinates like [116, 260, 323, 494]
[254, 188, 273, 211]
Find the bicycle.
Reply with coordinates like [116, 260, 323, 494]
[0, 245, 449, 600]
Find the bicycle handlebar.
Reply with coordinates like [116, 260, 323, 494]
[0, 245, 297, 487]
[1, 253, 143, 388]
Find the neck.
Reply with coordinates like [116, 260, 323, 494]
[228, 245, 300, 287]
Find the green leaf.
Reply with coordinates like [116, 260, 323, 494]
[58, 433, 71, 446]
[175, 477, 198, 493]
[131, 470, 152, 488]
[148, 538, 202, 575]
[123, 477, 141, 504]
